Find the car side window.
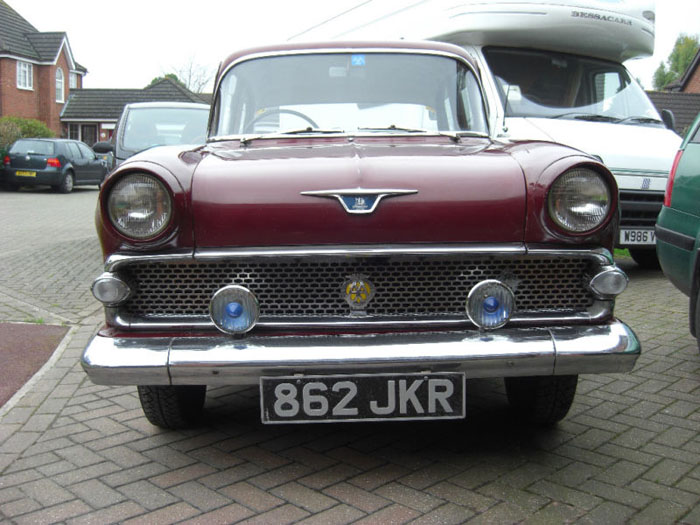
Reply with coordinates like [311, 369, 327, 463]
[77, 143, 96, 160]
[691, 124, 700, 145]
[66, 142, 82, 160]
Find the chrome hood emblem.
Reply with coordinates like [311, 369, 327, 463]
[301, 188, 418, 214]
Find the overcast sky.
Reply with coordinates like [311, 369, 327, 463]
[16, 0, 700, 92]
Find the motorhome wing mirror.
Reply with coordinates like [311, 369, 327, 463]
[661, 109, 676, 132]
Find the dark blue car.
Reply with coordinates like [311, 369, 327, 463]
[2, 138, 108, 193]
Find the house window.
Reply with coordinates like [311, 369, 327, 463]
[56, 68, 65, 102]
[17, 61, 33, 90]
[69, 72, 78, 89]
[69, 124, 80, 140]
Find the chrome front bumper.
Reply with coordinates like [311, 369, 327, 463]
[81, 320, 640, 386]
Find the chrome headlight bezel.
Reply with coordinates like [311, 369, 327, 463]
[107, 172, 173, 241]
[548, 168, 612, 234]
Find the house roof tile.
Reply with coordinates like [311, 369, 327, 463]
[0, 0, 40, 59]
[25, 31, 66, 61]
[61, 78, 209, 120]
[647, 90, 700, 136]
[0, 0, 85, 72]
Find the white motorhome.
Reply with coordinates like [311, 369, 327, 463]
[293, 0, 681, 268]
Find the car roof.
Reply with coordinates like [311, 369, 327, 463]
[218, 40, 478, 75]
[13, 138, 76, 143]
[123, 102, 210, 110]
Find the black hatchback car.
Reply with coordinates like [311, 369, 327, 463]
[2, 138, 108, 193]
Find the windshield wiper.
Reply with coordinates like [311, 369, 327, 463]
[358, 125, 465, 142]
[239, 127, 345, 146]
[551, 112, 619, 122]
[278, 127, 345, 135]
[616, 116, 663, 125]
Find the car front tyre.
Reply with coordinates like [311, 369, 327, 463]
[137, 385, 206, 429]
[505, 375, 578, 426]
[55, 171, 74, 193]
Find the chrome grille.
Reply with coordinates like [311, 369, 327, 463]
[120, 255, 594, 319]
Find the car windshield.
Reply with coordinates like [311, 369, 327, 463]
[10, 140, 54, 155]
[483, 47, 662, 125]
[122, 107, 210, 153]
[212, 52, 488, 138]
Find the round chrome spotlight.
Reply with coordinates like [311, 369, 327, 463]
[590, 268, 628, 298]
[209, 285, 260, 334]
[466, 280, 515, 330]
[91, 273, 131, 306]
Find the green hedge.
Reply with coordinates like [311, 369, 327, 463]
[0, 116, 54, 158]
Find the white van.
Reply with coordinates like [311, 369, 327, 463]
[293, 0, 681, 268]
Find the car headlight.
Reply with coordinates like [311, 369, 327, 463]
[548, 168, 611, 233]
[107, 173, 173, 240]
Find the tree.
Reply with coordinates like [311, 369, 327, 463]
[147, 73, 185, 88]
[171, 58, 213, 94]
[653, 34, 700, 90]
[148, 59, 213, 94]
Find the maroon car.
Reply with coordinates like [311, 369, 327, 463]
[82, 41, 638, 429]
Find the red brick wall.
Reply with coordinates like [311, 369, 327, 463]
[685, 67, 700, 94]
[0, 57, 42, 123]
[0, 48, 73, 136]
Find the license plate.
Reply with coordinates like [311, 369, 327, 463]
[620, 228, 655, 245]
[260, 372, 465, 424]
[15, 170, 36, 177]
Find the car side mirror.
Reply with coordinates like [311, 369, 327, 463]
[661, 109, 676, 132]
[93, 141, 114, 154]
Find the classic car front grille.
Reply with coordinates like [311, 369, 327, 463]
[619, 190, 664, 227]
[118, 254, 595, 321]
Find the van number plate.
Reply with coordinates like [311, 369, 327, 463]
[620, 228, 655, 245]
[260, 373, 465, 424]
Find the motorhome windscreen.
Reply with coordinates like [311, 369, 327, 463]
[213, 52, 488, 136]
[483, 47, 662, 124]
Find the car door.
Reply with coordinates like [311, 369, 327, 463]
[77, 142, 105, 183]
[65, 142, 88, 182]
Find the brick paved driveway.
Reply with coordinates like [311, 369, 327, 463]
[0, 188, 698, 524]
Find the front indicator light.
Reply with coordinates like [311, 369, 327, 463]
[92, 273, 131, 306]
[210, 285, 260, 334]
[590, 268, 628, 298]
[466, 280, 515, 330]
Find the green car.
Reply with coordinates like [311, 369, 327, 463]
[656, 111, 700, 348]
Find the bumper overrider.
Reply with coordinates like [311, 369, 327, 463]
[82, 321, 639, 386]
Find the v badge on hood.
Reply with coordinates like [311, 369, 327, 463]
[300, 188, 418, 214]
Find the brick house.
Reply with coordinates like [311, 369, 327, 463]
[647, 48, 700, 137]
[0, 0, 86, 135]
[647, 90, 700, 137]
[666, 48, 700, 94]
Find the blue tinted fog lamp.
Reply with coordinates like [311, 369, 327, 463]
[210, 285, 259, 334]
[226, 302, 243, 318]
[91, 273, 131, 306]
[467, 280, 515, 330]
[483, 296, 500, 313]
